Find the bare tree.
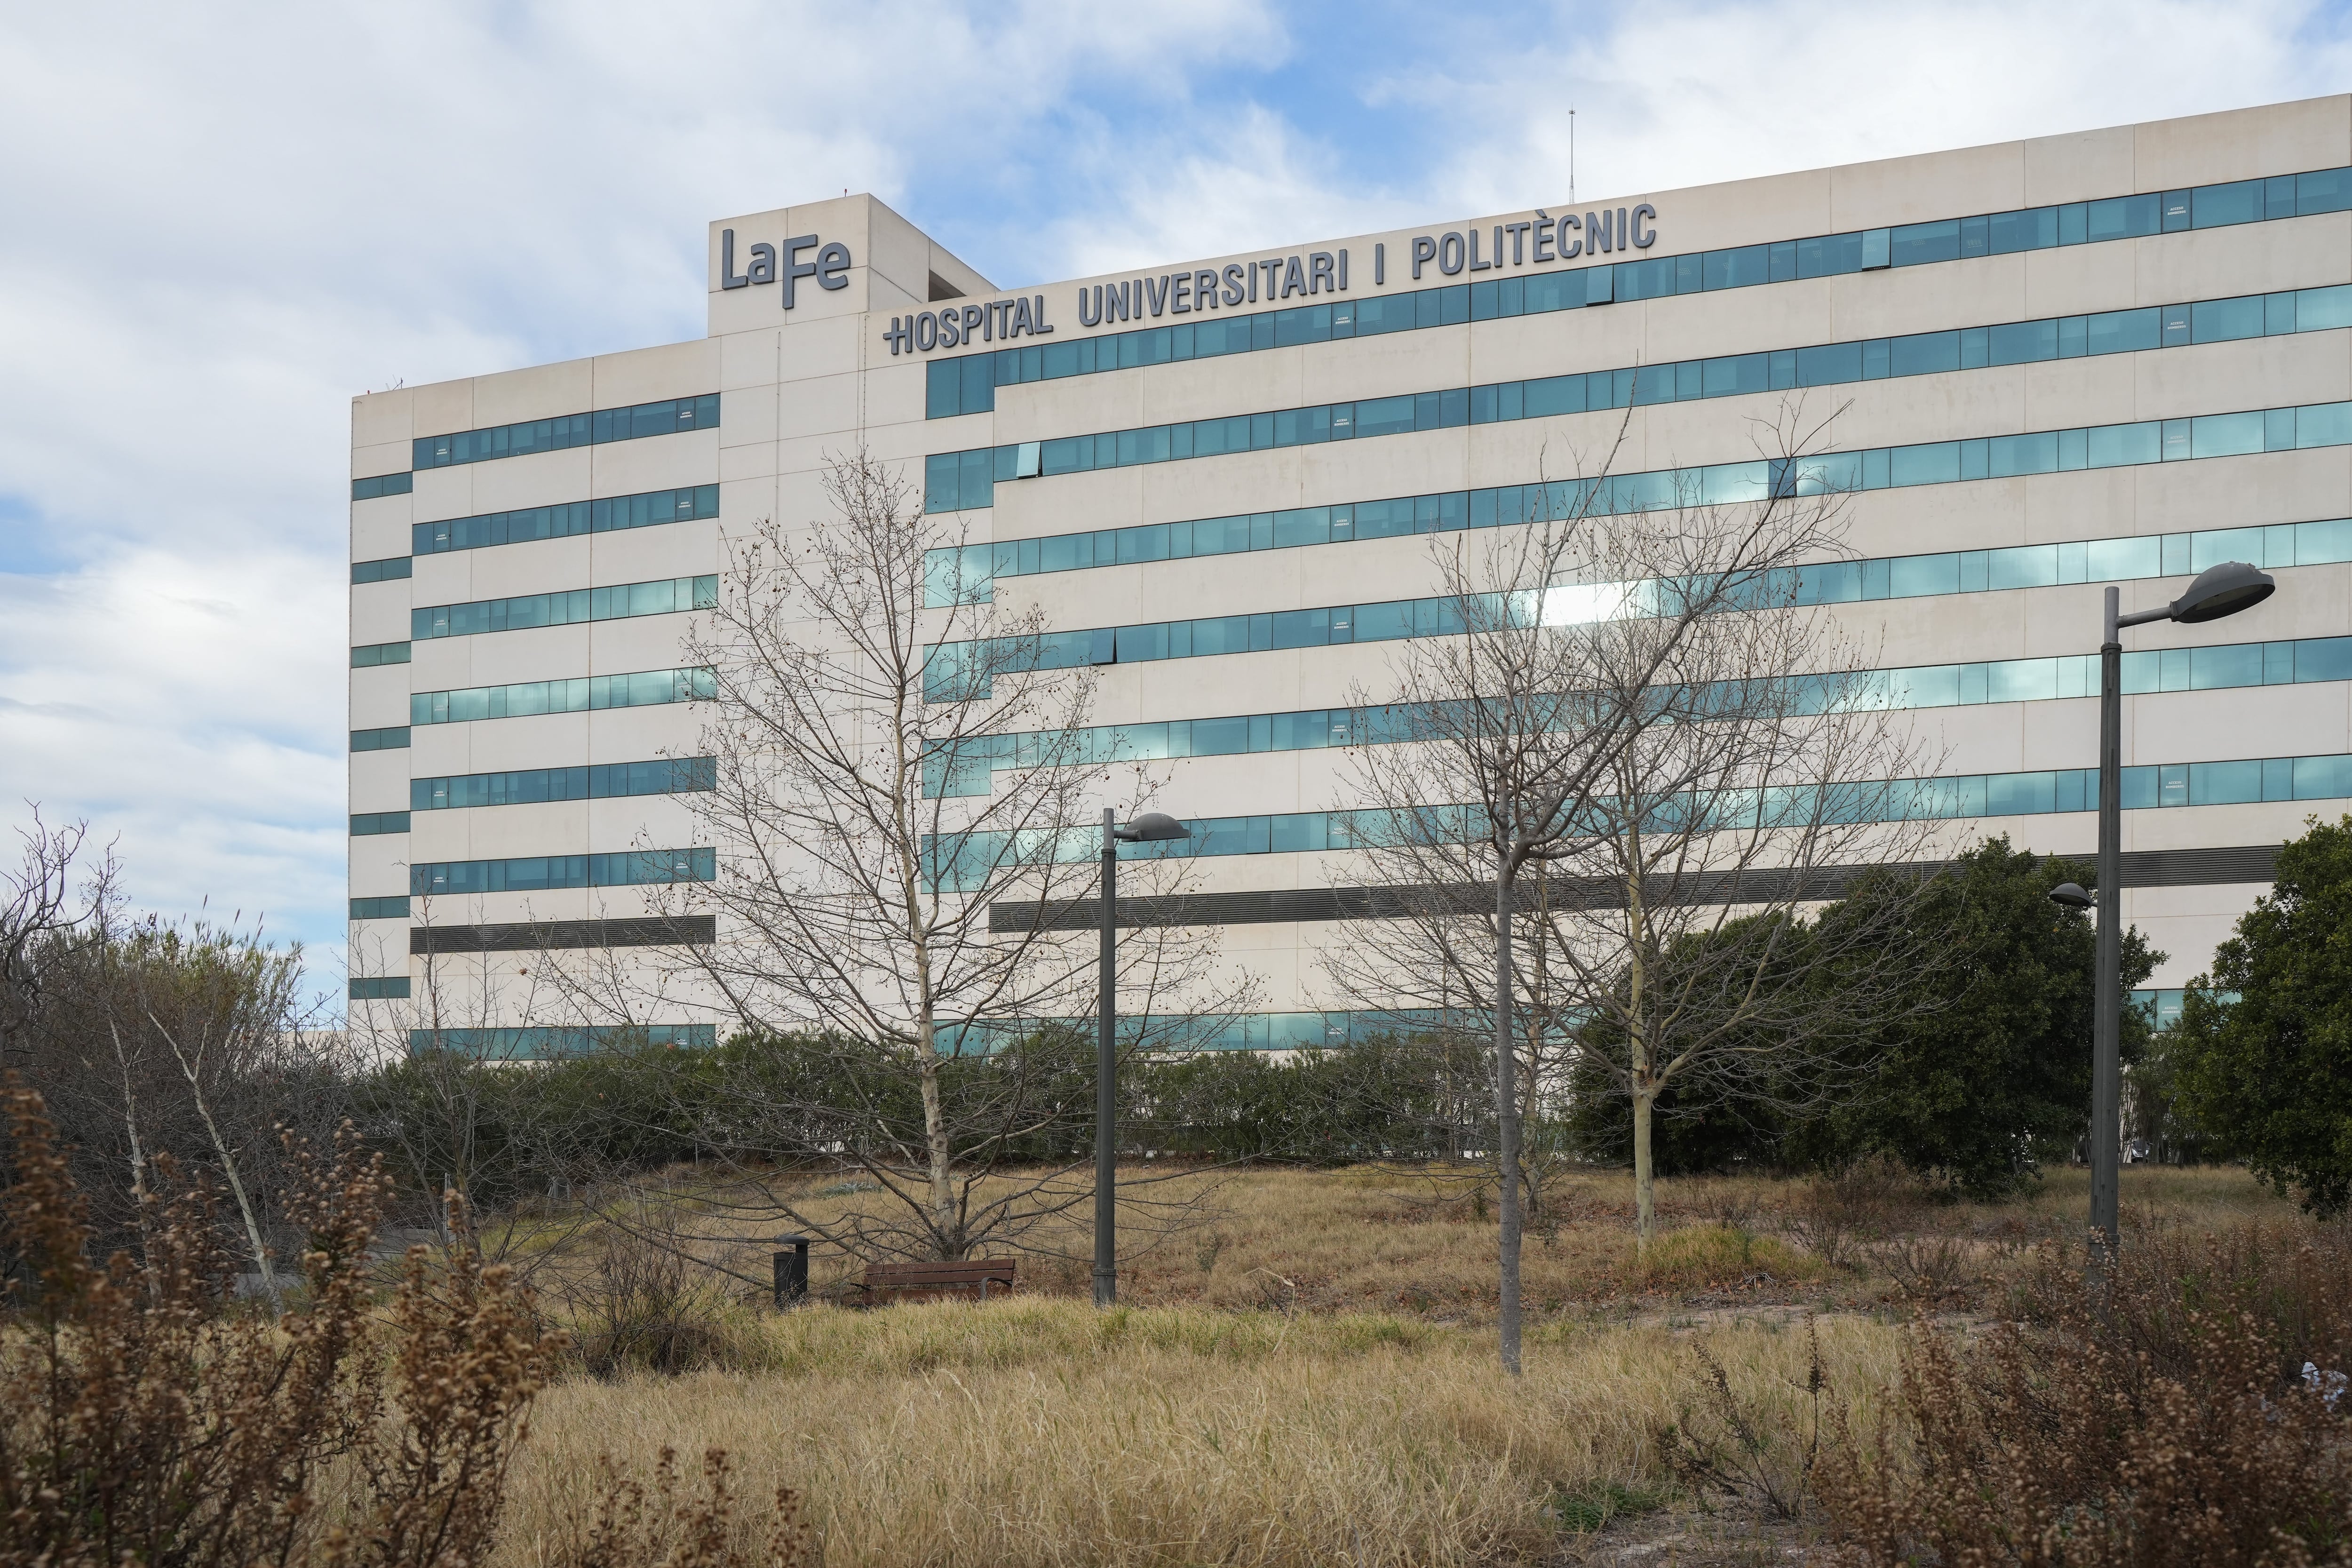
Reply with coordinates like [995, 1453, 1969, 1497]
[0, 811, 102, 1064]
[605, 451, 1248, 1265]
[1327, 403, 1940, 1370]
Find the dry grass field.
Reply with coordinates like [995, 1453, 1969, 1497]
[493, 1162, 2304, 1566]
[505, 1304, 1898, 1568]
[608, 1158, 2297, 1319]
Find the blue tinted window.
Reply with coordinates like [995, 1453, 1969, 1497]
[2194, 180, 2264, 229]
[1988, 319, 2058, 365]
[2193, 295, 2265, 343]
[353, 556, 413, 583]
[413, 395, 716, 470]
[1889, 220, 1958, 266]
[352, 472, 413, 501]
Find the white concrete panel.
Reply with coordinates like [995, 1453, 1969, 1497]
[2133, 96, 2351, 192]
[589, 428, 720, 496]
[351, 389, 415, 451]
[470, 359, 598, 429]
[350, 505, 413, 563]
[350, 587, 410, 646]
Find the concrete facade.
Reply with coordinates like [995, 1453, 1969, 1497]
[350, 96, 2352, 1047]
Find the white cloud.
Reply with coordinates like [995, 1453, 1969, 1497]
[1397, 0, 2352, 217]
[0, 0, 1285, 969]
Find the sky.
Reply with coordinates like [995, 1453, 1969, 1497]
[3, 0, 2351, 998]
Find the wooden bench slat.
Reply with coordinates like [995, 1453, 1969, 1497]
[865, 1264, 1016, 1284]
[855, 1258, 1018, 1307]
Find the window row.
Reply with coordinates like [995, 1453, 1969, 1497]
[940, 1007, 1458, 1054]
[928, 750, 2352, 889]
[922, 167, 2352, 417]
[409, 667, 714, 727]
[351, 726, 410, 752]
[351, 895, 412, 919]
[409, 394, 719, 472]
[352, 472, 413, 502]
[351, 642, 410, 668]
[927, 636, 2352, 794]
[922, 282, 2352, 512]
[409, 575, 715, 642]
[409, 756, 716, 812]
[408, 846, 715, 896]
[351, 811, 410, 836]
[404, 1024, 717, 1058]
[352, 556, 412, 584]
[413, 485, 719, 557]
[935, 491, 2352, 615]
[925, 396, 2352, 684]
[350, 977, 411, 1000]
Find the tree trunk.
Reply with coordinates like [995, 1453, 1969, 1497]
[1631, 1079, 1657, 1259]
[1494, 864, 1523, 1377]
[159, 1021, 281, 1313]
[917, 1037, 956, 1258]
[1626, 865, 1656, 1260]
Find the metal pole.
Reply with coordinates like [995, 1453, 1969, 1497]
[2092, 586, 2122, 1268]
[1095, 806, 1117, 1307]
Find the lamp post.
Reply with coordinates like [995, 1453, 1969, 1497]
[2049, 562, 2273, 1265]
[1097, 807, 1191, 1308]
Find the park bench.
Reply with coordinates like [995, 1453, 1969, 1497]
[858, 1257, 1017, 1306]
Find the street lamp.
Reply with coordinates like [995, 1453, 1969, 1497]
[1097, 807, 1190, 1307]
[2052, 563, 2273, 1265]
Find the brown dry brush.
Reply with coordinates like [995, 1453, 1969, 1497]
[0, 1073, 571, 1568]
[1818, 1222, 2352, 1566]
[569, 1449, 815, 1568]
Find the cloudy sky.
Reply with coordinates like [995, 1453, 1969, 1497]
[3, 0, 2349, 997]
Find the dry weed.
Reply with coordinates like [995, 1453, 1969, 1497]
[0, 1074, 563, 1568]
[560, 1448, 815, 1568]
[1820, 1223, 2352, 1565]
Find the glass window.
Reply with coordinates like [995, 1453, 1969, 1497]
[2192, 295, 2265, 343]
[1986, 544, 2057, 589]
[2296, 638, 2352, 683]
[1988, 318, 2058, 365]
[1794, 342, 1862, 386]
[1704, 245, 1771, 289]
[1888, 220, 1958, 267]
[2087, 422, 2160, 469]
[2190, 759, 2263, 804]
[2297, 284, 2352, 332]
[2191, 411, 2265, 459]
[1988, 431, 2058, 478]
[1889, 442, 1960, 487]
[2189, 643, 2262, 689]
[1988, 207, 2058, 255]
[2193, 179, 2264, 229]
[2298, 402, 2352, 448]
[2297, 754, 2352, 798]
[2299, 168, 2352, 215]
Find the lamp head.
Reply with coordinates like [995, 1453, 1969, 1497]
[2048, 882, 2094, 910]
[1118, 812, 1191, 843]
[2168, 560, 2274, 624]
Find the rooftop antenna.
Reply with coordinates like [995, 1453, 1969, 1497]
[1569, 106, 1577, 206]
